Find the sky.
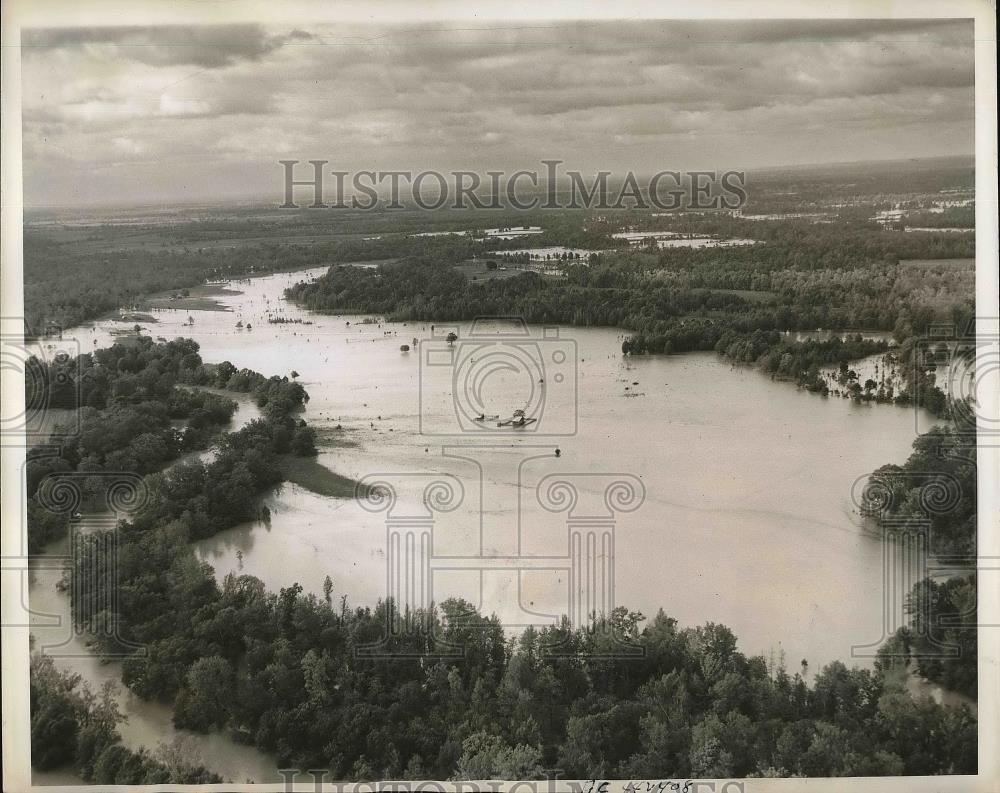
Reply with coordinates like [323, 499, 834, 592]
[19, 18, 975, 207]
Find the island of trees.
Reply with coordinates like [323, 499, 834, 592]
[27, 339, 977, 782]
[23, 160, 978, 781]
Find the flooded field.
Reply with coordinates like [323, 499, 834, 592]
[28, 265, 961, 782]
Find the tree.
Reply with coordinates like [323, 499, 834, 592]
[173, 656, 234, 732]
[31, 698, 80, 769]
[290, 425, 317, 456]
[455, 731, 543, 780]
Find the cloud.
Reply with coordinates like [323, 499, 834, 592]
[111, 136, 146, 155]
[22, 24, 314, 68]
[158, 94, 212, 117]
[19, 19, 975, 205]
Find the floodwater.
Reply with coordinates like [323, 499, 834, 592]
[28, 395, 281, 784]
[495, 246, 606, 258]
[29, 540, 282, 783]
[28, 265, 970, 782]
[611, 231, 758, 248]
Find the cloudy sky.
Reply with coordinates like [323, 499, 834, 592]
[20, 19, 974, 207]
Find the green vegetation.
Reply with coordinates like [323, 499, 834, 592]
[65, 569, 980, 778]
[30, 656, 221, 783]
[148, 284, 243, 312]
[24, 338, 313, 553]
[25, 337, 978, 782]
[285, 234, 971, 413]
[868, 427, 976, 557]
[25, 339, 238, 553]
[24, 159, 979, 780]
[865, 428, 977, 698]
[24, 157, 973, 339]
[277, 454, 359, 498]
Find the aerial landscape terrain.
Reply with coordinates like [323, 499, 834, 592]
[6, 11, 987, 787]
[22, 155, 979, 782]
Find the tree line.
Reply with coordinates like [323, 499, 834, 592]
[865, 427, 977, 699]
[25, 337, 313, 553]
[23, 339, 975, 781]
[30, 655, 222, 784]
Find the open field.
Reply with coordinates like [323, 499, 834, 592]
[147, 283, 243, 312]
[276, 454, 363, 498]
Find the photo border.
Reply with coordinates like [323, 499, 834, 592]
[1, 1, 996, 791]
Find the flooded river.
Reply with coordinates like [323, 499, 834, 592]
[29, 266, 971, 782]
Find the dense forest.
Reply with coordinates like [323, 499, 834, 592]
[25, 339, 978, 782]
[30, 656, 222, 784]
[285, 227, 973, 339]
[25, 337, 313, 553]
[284, 224, 972, 413]
[23, 165, 973, 339]
[23, 161, 979, 781]
[865, 427, 978, 699]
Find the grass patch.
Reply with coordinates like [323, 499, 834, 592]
[147, 283, 243, 312]
[277, 455, 363, 499]
[312, 426, 361, 448]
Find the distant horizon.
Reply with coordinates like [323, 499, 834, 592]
[21, 153, 976, 213]
[19, 19, 975, 208]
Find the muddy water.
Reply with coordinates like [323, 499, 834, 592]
[28, 266, 970, 782]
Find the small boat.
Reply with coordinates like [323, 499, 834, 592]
[497, 409, 538, 428]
